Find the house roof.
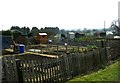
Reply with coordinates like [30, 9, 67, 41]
[38, 33, 47, 35]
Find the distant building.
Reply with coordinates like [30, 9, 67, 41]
[106, 31, 113, 38]
[36, 33, 48, 44]
[94, 31, 106, 38]
[114, 36, 120, 39]
[100, 32, 106, 38]
[75, 32, 85, 38]
[67, 32, 75, 39]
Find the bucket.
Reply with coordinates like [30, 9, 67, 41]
[19, 44, 25, 53]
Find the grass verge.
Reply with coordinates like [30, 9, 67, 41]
[66, 59, 120, 82]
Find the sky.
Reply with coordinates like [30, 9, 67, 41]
[0, 0, 119, 30]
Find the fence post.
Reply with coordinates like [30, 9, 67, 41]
[104, 40, 108, 62]
[66, 46, 68, 53]
[57, 45, 58, 55]
[101, 40, 104, 48]
[16, 59, 23, 83]
[41, 45, 43, 53]
[78, 46, 79, 52]
[72, 47, 74, 52]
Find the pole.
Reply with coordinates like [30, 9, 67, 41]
[104, 21, 106, 32]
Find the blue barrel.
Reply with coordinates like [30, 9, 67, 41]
[19, 44, 25, 53]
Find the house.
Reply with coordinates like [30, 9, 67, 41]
[36, 33, 48, 44]
[67, 32, 75, 39]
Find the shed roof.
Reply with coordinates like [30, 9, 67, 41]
[38, 33, 47, 35]
[68, 32, 75, 34]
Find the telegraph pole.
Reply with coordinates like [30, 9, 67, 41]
[118, 1, 120, 35]
[104, 21, 106, 32]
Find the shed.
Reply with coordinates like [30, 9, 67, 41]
[100, 32, 106, 38]
[75, 32, 85, 38]
[67, 32, 75, 39]
[2, 36, 12, 49]
[36, 33, 48, 44]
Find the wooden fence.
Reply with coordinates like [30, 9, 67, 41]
[2, 39, 120, 82]
[2, 47, 112, 83]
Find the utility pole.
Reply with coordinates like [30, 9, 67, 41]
[104, 21, 106, 32]
[118, 1, 120, 35]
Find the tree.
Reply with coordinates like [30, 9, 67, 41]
[12, 30, 22, 40]
[110, 20, 120, 35]
[28, 32, 33, 37]
[21, 26, 30, 35]
[61, 34, 66, 41]
[31, 27, 39, 31]
[83, 28, 87, 33]
[10, 26, 21, 31]
[31, 27, 40, 36]
[61, 34, 66, 38]
[2, 30, 12, 36]
[40, 27, 59, 38]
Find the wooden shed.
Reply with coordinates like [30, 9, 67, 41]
[36, 33, 48, 44]
[75, 32, 85, 38]
[2, 35, 12, 49]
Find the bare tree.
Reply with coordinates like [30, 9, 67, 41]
[111, 20, 120, 35]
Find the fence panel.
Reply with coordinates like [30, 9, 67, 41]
[93, 49, 101, 69]
[99, 48, 107, 66]
[79, 53, 86, 74]
[84, 51, 94, 73]
[3, 55, 18, 82]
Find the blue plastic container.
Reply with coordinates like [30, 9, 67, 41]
[19, 44, 25, 53]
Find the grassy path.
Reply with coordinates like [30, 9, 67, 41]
[67, 59, 120, 82]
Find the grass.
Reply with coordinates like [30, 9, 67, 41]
[67, 59, 120, 82]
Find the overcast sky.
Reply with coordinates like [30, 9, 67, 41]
[0, 0, 119, 30]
